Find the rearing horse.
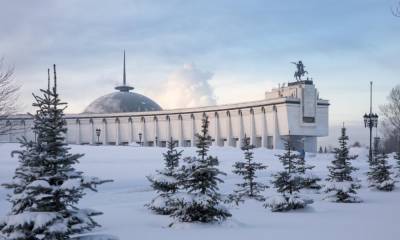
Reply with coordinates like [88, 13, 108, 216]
[294, 69, 308, 81]
[292, 61, 308, 81]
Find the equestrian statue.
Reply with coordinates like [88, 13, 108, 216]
[291, 60, 308, 81]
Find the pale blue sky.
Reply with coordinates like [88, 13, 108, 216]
[1, 0, 399, 145]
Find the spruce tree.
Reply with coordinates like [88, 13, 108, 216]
[319, 146, 323, 153]
[171, 115, 231, 223]
[146, 138, 183, 214]
[0, 66, 111, 240]
[323, 126, 361, 203]
[264, 139, 311, 212]
[229, 135, 268, 204]
[367, 138, 395, 191]
[296, 153, 321, 190]
[394, 141, 400, 177]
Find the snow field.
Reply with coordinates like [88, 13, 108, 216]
[1, 144, 399, 240]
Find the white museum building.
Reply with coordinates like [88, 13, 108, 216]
[0, 57, 329, 152]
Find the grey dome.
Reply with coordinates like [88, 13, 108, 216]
[84, 91, 162, 114]
[84, 51, 162, 114]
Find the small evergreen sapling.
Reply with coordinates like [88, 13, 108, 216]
[146, 138, 183, 214]
[323, 126, 361, 203]
[319, 146, 323, 153]
[0, 66, 111, 240]
[229, 136, 268, 204]
[264, 139, 311, 212]
[367, 138, 395, 191]
[171, 115, 231, 223]
[296, 153, 321, 190]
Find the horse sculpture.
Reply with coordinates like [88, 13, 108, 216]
[292, 61, 308, 81]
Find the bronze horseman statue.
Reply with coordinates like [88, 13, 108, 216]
[291, 60, 308, 81]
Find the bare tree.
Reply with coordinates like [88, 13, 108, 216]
[380, 85, 400, 152]
[393, 1, 400, 17]
[0, 58, 19, 135]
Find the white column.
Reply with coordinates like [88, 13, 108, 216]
[115, 118, 120, 145]
[273, 106, 283, 149]
[22, 121, 27, 139]
[213, 113, 221, 147]
[89, 119, 94, 145]
[261, 108, 268, 148]
[102, 119, 107, 145]
[141, 117, 147, 146]
[237, 110, 244, 148]
[191, 115, 196, 147]
[166, 116, 171, 142]
[226, 111, 234, 147]
[7, 122, 12, 142]
[75, 119, 81, 145]
[64, 121, 68, 143]
[250, 109, 256, 146]
[154, 117, 158, 147]
[178, 115, 184, 147]
[128, 118, 134, 143]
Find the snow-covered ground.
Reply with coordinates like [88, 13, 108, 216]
[0, 144, 399, 240]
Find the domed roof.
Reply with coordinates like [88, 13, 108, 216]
[83, 51, 162, 114]
[84, 91, 162, 114]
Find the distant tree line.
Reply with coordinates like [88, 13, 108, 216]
[380, 85, 400, 153]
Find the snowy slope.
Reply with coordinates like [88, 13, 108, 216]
[0, 144, 399, 240]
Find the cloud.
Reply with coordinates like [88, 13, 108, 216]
[157, 64, 216, 109]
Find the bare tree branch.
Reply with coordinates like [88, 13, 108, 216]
[379, 85, 400, 152]
[0, 58, 20, 135]
[392, 1, 400, 17]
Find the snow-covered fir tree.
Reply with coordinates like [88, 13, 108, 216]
[367, 138, 395, 191]
[171, 115, 231, 223]
[264, 139, 312, 212]
[229, 135, 268, 204]
[146, 138, 183, 214]
[296, 153, 321, 190]
[319, 146, 323, 153]
[394, 143, 400, 177]
[323, 126, 361, 203]
[0, 66, 111, 240]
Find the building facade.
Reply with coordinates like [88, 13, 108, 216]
[0, 80, 329, 152]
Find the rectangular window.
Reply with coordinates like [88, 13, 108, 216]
[303, 117, 315, 123]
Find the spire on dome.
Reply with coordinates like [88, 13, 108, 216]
[123, 50, 126, 86]
[115, 50, 134, 92]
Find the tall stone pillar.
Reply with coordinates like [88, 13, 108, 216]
[154, 117, 158, 147]
[250, 109, 256, 146]
[178, 115, 184, 147]
[273, 106, 283, 149]
[190, 114, 196, 147]
[115, 118, 120, 145]
[226, 111, 234, 147]
[6, 121, 12, 142]
[64, 121, 68, 143]
[89, 119, 95, 145]
[128, 117, 134, 143]
[22, 120, 27, 139]
[237, 110, 244, 148]
[141, 117, 147, 146]
[102, 119, 107, 145]
[166, 116, 171, 142]
[261, 107, 268, 148]
[213, 112, 221, 147]
[75, 119, 81, 145]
